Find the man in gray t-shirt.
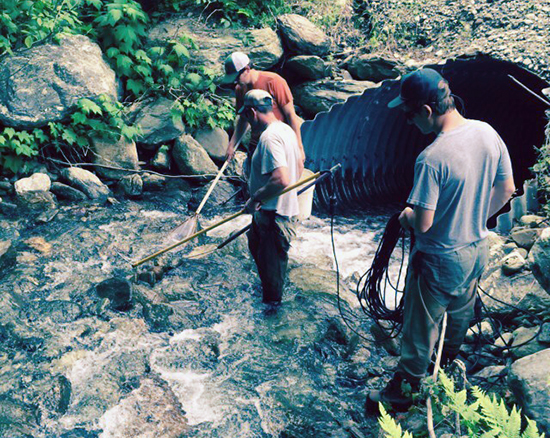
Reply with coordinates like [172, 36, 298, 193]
[240, 89, 301, 308]
[366, 68, 515, 414]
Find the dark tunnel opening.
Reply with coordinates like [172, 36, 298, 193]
[302, 56, 549, 211]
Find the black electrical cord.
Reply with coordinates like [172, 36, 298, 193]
[356, 212, 408, 339]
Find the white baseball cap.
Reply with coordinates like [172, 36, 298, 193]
[220, 52, 250, 85]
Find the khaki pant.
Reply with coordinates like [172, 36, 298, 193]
[397, 238, 488, 380]
[247, 210, 296, 303]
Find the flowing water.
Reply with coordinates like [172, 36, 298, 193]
[0, 196, 407, 438]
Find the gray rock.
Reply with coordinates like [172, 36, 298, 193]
[152, 145, 171, 171]
[473, 365, 507, 382]
[520, 215, 546, 228]
[511, 228, 542, 250]
[17, 190, 57, 211]
[508, 348, 550, 433]
[0, 397, 38, 435]
[226, 151, 247, 179]
[495, 332, 513, 348]
[0, 240, 16, 271]
[129, 97, 184, 148]
[14, 173, 51, 194]
[286, 55, 330, 80]
[118, 174, 143, 198]
[480, 266, 550, 316]
[0, 200, 18, 217]
[189, 180, 238, 211]
[61, 167, 110, 201]
[345, 55, 400, 82]
[530, 227, 550, 293]
[50, 182, 87, 202]
[466, 320, 494, 342]
[142, 173, 166, 191]
[40, 300, 82, 323]
[0, 35, 117, 128]
[97, 378, 188, 437]
[0, 181, 12, 195]
[511, 326, 547, 359]
[92, 136, 140, 180]
[502, 242, 518, 254]
[95, 278, 133, 311]
[194, 127, 229, 162]
[172, 134, 218, 176]
[538, 323, 550, 345]
[501, 249, 526, 275]
[247, 28, 284, 70]
[277, 14, 331, 56]
[292, 78, 376, 117]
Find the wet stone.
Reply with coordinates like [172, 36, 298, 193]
[95, 278, 133, 312]
[0, 397, 38, 435]
[0, 240, 16, 271]
[40, 300, 83, 323]
[59, 429, 99, 438]
[51, 182, 87, 202]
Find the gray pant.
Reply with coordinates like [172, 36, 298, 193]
[397, 238, 489, 380]
[247, 210, 296, 303]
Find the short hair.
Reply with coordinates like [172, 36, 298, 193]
[407, 79, 456, 116]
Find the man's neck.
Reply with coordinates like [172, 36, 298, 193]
[433, 109, 466, 134]
[249, 69, 260, 85]
[256, 112, 279, 130]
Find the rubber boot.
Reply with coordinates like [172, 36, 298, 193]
[365, 372, 420, 415]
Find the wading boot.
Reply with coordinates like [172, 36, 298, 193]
[365, 372, 419, 416]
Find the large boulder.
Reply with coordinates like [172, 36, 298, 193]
[92, 136, 140, 180]
[50, 182, 87, 202]
[277, 14, 331, 56]
[14, 173, 51, 194]
[60, 167, 110, 201]
[345, 54, 400, 82]
[247, 28, 284, 70]
[508, 348, 550, 433]
[128, 97, 185, 148]
[0, 35, 117, 128]
[148, 17, 282, 77]
[172, 134, 218, 176]
[286, 56, 330, 80]
[292, 79, 376, 117]
[530, 227, 550, 293]
[194, 127, 229, 162]
[479, 267, 550, 316]
[189, 180, 238, 211]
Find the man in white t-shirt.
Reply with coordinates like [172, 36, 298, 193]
[241, 89, 301, 307]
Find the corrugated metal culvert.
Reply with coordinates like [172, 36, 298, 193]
[302, 56, 549, 210]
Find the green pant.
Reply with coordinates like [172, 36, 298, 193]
[247, 210, 296, 303]
[397, 238, 488, 380]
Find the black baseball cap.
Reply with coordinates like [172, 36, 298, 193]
[388, 68, 445, 109]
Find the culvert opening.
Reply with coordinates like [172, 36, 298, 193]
[302, 56, 549, 211]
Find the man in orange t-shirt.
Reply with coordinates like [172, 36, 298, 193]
[220, 52, 305, 170]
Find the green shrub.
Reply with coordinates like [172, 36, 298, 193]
[532, 117, 550, 216]
[378, 371, 545, 438]
[0, 0, 235, 174]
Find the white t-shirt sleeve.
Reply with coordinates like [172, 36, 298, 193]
[261, 132, 288, 175]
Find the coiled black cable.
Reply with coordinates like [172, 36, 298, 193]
[356, 212, 408, 338]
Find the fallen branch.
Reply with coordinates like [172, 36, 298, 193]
[46, 157, 239, 180]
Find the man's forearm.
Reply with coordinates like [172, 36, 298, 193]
[230, 116, 249, 147]
[487, 178, 516, 219]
